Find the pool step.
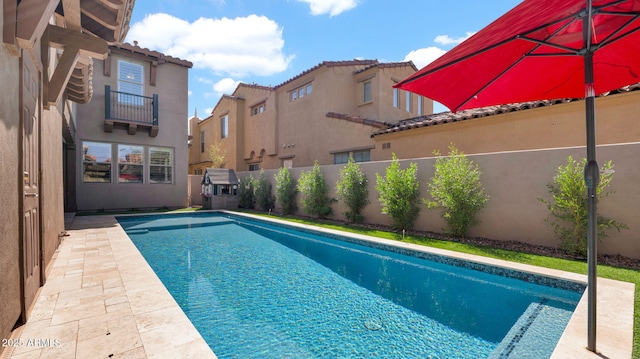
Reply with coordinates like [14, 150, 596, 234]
[489, 299, 569, 358]
[123, 217, 237, 233]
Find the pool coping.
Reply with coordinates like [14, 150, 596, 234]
[6, 211, 633, 359]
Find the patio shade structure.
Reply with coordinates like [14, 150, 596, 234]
[395, 0, 640, 353]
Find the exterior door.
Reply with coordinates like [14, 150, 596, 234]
[21, 51, 41, 314]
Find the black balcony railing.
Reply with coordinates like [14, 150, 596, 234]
[105, 85, 158, 126]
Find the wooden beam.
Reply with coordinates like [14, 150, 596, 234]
[44, 24, 108, 105]
[16, 0, 58, 49]
[2, 0, 19, 55]
[61, 0, 82, 31]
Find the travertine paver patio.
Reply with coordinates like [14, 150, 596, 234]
[1, 212, 634, 358]
[2, 214, 215, 359]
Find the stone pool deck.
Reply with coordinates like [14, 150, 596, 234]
[1, 211, 635, 359]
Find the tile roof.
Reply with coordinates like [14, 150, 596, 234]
[326, 112, 389, 129]
[371, 83, 640, 138]
[354, 61, 418, 74]
[275, 60, 380, 88]
[112, 42, 193, 68]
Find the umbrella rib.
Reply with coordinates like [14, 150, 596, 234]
[597, 13, 640, 48]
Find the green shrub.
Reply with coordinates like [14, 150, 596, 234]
[255, 170, 276, 211]
[336, 158, 369, 223]
[238, 176, 256, 209]
[275, 167, 297, 215]
[425, 144, 488, 237]
[538, 156, 627, 256]
[375, 153, 420, 231]
[297, 161, 334, 218]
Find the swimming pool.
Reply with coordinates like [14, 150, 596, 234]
[117, 212, 585, 358]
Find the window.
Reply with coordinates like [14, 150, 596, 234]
[221, 115, 228, 138]
[282, 159, 293, 169]
[417, 96, 423, 115]
[200, 131, 205, 153]
[334, 152, 350, 164]
[118, 145, 144, 183]
[406, 91, 412, 112]
[82, 141, 112, 183]
[363, 80, 372, 103]
[117, 60, 144, 105]
[393, 88, 399, 108]
[382, 142, 391, 150]
[353, 149, 371, 162]
[251, 103, 266, 116]
[249, 163, 261, 171]
[290, 82, 312, 102]
[149, 147, 172, 184]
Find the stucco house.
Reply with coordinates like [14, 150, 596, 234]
[71, 42, 192, 211]
[0, 0, 134, 348]
[189, 60, 430, 173]
[370, 85, 640, 160]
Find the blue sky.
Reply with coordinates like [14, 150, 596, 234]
[125, 0, 522, 117]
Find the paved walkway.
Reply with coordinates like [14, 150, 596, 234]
[3, 215, 215, 359]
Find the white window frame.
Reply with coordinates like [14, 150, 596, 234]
[149, 147, 173, 184]
[393, 88, 399, 108]
[363, 80, 372, 103]
[117, 60, 144, 105]
[82, 141, 112, 183]
[221, 115, 228, 138]
[406, 91, 412, 112]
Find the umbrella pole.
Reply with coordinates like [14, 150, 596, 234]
[584, 50, 599, 354]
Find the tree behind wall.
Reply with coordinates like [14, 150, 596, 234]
[297, 161, 334, 218]
[209, 142, 227, 168]
[375, 153, 420, 231]
[275, 167, 297, 215]
[336, 158, 369, 223]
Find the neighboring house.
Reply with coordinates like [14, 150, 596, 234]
[0, 0, 133, 348]
[370, 85, 640, 160]
[189, 60, 430, 173]
[72, 42, 193, 211]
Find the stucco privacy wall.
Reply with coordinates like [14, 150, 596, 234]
[0, 5, 22, 341]
[237, 142, 640, 259]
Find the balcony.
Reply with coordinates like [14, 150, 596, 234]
[104, 85, 159, 137]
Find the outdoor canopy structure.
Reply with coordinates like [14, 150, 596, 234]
[395, 0, 640, 353]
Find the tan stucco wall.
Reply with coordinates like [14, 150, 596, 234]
[373, 90, 640, 161]
[191, 62, 426, 173]
[237, 142, 640, 259]
[41, 104, 66, 274]
[0, 9, 23, 341]
[75, 51, 189, 211]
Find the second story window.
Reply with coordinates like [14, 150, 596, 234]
[221, 115, 228, 138]
[249, 163, 261, 171]
[290, 82, 312, 102]
[393, 88, 399, 108]
[406, 92, 412, 112]
[363, 80, 372, 103]
[117, 60, 144, 105]
[200, 131, 205, 153]
[251, 103, 266, 116]
[418, 96, 423, 115]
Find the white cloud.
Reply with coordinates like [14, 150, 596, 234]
[298, 0, 359, 16]
[126, 13, 294, 77]
[403, 47, 447, 69]
[434, 32, 476, 46]
[213, 78, 241, 96]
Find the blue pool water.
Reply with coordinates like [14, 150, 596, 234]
[118, 213, 585, 359]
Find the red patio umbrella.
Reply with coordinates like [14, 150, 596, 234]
[395, 0, 640, 353]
